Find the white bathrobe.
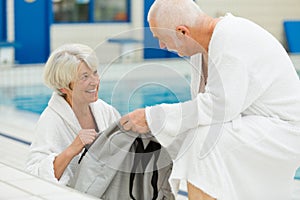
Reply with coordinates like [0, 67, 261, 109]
[26, 92, 120, 185]
[145, 14, 300, 200]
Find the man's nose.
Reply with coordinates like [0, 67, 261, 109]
[159, 41, 166, 49]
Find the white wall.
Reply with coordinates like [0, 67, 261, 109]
[51, 0, 300, 62]
[197, 0, 300, 49]
[51, 0, 144, 63]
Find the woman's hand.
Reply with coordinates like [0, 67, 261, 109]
[54, 129, 97, 180]
[70, 129, 97, 156]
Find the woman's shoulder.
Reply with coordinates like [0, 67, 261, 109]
[91, 99, 121, 126]
[94, 98, 113, 108]
[37, 106, 64, 127]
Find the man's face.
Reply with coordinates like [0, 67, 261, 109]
[149, 20, 183, 56]
[149, 20, 198, 57]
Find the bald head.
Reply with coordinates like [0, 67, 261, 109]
[147, 0, 204, 29]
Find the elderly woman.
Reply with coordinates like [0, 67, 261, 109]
[26, 44, 120, 185]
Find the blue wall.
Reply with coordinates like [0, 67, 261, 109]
[0, 0, 6, 41]
[14, 0, 51, 64]
[284, 20, 300, 53]
[143, 0, 179, 59]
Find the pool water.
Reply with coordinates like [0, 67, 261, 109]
[1, 69, 300, 116]
[0, 79, 191, 116]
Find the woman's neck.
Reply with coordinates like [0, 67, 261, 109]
[73, 103, 98, 131]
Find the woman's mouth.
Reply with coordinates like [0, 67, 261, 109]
[86, 89, 97, 93]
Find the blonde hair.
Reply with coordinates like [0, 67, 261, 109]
[147, 0, 203, 29]
[43, 43, 98, 95]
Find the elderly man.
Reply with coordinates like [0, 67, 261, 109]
[120, 0, 300, 199]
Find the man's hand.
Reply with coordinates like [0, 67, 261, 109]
[120, 108, 150, 134]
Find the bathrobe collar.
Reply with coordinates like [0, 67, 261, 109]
[47, 92, 99, 134]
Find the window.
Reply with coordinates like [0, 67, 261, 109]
[53, 0, 130, 23]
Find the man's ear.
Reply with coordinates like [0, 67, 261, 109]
[176, 25, 190, 37]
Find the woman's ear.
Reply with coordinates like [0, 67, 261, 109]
[60, 88, 67, 94]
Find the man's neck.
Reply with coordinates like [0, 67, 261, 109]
[193, 15, 220, 52]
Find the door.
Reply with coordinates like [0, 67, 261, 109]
[0, 0, 6, 41]
[14, 0, 51, 64]
[143, 0, 179, 59]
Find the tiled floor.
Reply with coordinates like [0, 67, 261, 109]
[0, 107, 189, 200]
[0, 162, 99, 200]
[0, 108, 100, 199]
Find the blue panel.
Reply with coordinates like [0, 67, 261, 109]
[0, 0, 6, 41]
[14, 0, 51, 64]
[284, 20, 300, 53]
[143, 0, 179, 59]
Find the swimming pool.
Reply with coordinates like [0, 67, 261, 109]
[0, 64, 299, 116]
[0, 80, 191, 116]
[0, 61, 192, 116]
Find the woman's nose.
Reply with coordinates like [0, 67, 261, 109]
[90, 74, 99, 84]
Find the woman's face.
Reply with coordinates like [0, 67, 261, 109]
[65, 62, 100, 107]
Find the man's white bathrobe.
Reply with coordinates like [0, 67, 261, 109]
[26, 92, 120, 185]
[145, 14, 300, 200]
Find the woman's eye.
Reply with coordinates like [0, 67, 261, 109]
[80, 75, 89, 80]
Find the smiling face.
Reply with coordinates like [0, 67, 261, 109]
[64, 62, 100, 107]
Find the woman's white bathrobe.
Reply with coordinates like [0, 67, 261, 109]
[26, 92, 120, 185]
[145, 14, 300, 200]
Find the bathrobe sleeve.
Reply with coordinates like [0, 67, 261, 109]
[145, 51, 267, 147]
[25, 108, 75, 185]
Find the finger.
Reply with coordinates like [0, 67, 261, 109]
[89, 130, 97, 137]
[82, 136, 95, 145]
[122, 120, 132, 131]
[85, 138, 94, 144]
[120, 115, 129, 125]
[78, 133, 95, 145]
[136, 125, 150, 134]
[78, 135, 86, 145]
[82, 130, 97, 137]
